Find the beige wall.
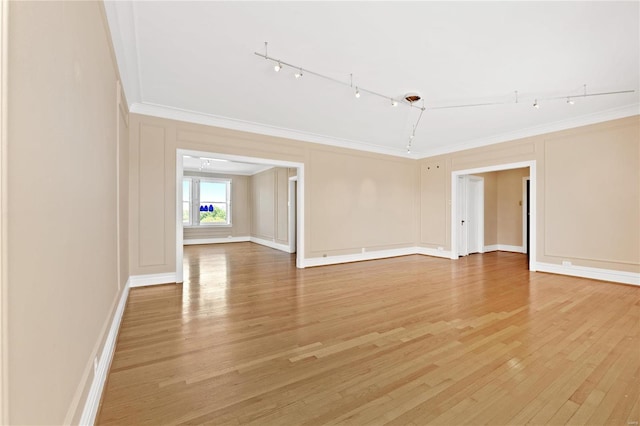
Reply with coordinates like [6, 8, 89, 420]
[496, 168, 529, 247]
[476, 172, 498, 246]
[249, 167, 289, 245]
[131, 113, 639, 275]
[7, 1, 127, 423]
[183, 171, 250, 240]
[419, 116, 639, 273]
[128, 113, 419, 275]
[477, 168, 529, 248]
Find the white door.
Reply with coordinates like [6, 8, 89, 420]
[457, 176, 468, 256]
[458, 175, 484, 256]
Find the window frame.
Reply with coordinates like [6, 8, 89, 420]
[183, 176, 232, 228]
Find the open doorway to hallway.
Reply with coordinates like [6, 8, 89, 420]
[452, 161, 537, 271]
[175, 149, 305, 283]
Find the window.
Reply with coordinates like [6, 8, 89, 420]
[183, 177, 231, 226]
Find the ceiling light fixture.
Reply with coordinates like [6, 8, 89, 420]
[256, 43, 635, 155]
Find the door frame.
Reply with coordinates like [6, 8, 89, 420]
[288, 176, 297, 254]
[0, 0, 8, 420]
[451, 160, 537, 271]
[456, 175, 484, 257]
[522, 176, 530, 256]
[176, 149, 305, 283]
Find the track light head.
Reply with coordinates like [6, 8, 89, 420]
[567, 97, 574, 105]
[533, 99, 539, 109]
[294, 69, 303, 79]
[391, 99, 398, 107]
[274, 62, 282, 72]
[355, 87, 360, 98]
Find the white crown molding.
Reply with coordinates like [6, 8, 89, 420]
[130, 102, 416, 159]
[103, 1, 142, 104]
[536, 262, 639, 286]
[79, 278, 130, 426]
[418, 103, 640, 158]
[183, 236, 250, 245]
[130, 101, 639, 161]
[129, 272, 176, 288]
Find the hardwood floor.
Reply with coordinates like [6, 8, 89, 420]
[97, 243, 639, 425]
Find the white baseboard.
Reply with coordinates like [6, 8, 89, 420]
[536, 262, 640, 286]
[250, 236, 292, 253]
[303, 247, 419, 268]
[129, 272, 177, 287]
[483, 244, 525, 253]
[183, 236, 250, 245]
[79, 278, 130, 425]
[415, 246, 453, 259]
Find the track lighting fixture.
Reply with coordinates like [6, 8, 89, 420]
[256, 42, 635, 156]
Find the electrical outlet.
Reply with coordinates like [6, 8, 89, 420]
[361, 248, 366, 253]
[562, 260, 572, 267]
[437, 246, 444, 251]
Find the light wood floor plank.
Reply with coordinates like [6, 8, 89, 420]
[97, 243, 640, 425]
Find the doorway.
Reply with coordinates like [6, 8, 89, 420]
[176, 149, 305, 283]
[457, 175, 484, 257]
[451, 161, 537, 271]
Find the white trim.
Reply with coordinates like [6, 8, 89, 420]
[303, 247, 418, 268]
[79, 279, 130, 426]
[415, 247, 454, 259]
[177, 149, 306, 278]
[536, 262, 640, 286]
[451, 161, 537, 272]
[102, 1, 142, 104]
[183, 236, 250, 245]
[418, 103, 640, 158]
[250, 237, 293, 253]
[483, 244, 525, 253]
[129, 273, 176, 288]
[128, 102, 639, 162]
[176, 153, 184, 283]
[522, 176, 530, 257]
[0, 0, 7, 420]
[132, 102, 414, 159]
[288, 176, 297, 254]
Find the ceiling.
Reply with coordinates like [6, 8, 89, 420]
[183, 155, 272, 175]
[105, 2, 640, 159]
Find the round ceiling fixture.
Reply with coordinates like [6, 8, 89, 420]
[404, 92, 421, 103]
